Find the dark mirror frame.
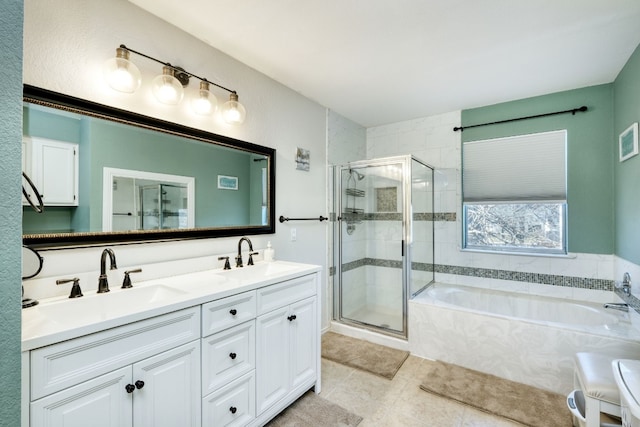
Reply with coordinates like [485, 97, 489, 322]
[23, 85, 276, 248]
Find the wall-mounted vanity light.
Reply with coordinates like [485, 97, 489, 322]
[103, 44, 246, 124]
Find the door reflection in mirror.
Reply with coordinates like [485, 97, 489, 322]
[105, 168, 194, 232]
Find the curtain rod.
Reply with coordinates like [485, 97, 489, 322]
[453, 106, 588, 132]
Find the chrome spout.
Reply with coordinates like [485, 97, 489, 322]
[98, 248, 117, 293]
[603, 302, 629, 312]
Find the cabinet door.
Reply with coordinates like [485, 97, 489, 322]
[30, 366, 132, 427]
[31, 137, 78, 205]
[256, 306, 290, 414]
[132, 341, 201, 427]
[289, 297, 317, 390]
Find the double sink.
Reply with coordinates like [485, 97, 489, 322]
[22, 260, 314, 351]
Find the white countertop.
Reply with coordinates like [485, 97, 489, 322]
[22, 260, 321, 352]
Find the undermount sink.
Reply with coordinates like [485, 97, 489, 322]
[220, 261, 302, 280]
[32, 284, 188, 325]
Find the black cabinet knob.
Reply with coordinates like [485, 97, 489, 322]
[135, 380, 145, 390]
[229, 309, 237, 316]
[125, 384, 135, 393]
[229, 406, 237, 414]
[229, 352, 237, 360]
[287, 314, 297, 321]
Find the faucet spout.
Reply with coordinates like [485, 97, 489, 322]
[603, 302, 629, 312]
[98, 248, 117, 293]
[236, 237, 253, 268]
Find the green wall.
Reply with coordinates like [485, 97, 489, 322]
[22, 108, 259, 233]
[461, 84, 615, 254]
[87, 119, 253, 229]
[614, 43, 640, 264]
[1, 0, 23, 425]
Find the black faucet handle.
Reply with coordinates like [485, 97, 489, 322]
[122, 268, 142, 289]
[218, 256, 231, 270]
[248, 252, 259, 266]
[56, 277, 83, 298]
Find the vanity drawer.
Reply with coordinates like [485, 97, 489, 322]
[256, 274, 316, 315]
[30, 307, 200, 400]
[202, 320, 255, 395]
[203, 371, 255, 427]
[202, 290, 256, 336]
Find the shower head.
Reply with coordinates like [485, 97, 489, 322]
[350, 170, 365, 181]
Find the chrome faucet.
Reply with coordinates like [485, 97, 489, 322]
[98, 248, 118, 293]
[622, 272, 631, 295]
[236, 237, 254, 268]
[603, 302, 629, 312]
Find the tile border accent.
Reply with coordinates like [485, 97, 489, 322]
[435, 264, 613, 291]
[340, 212, 457, 221]
[339, 257, 614, 291]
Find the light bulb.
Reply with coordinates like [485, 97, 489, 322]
[221, 92, 247, 124]
[191, 81, 217, 115]
[103, 47, 141, 93]
[152, 66, 184, 105]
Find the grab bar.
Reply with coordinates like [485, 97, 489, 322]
[279, 215, 328, 223]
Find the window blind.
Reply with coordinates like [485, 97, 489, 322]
[462, 130, 567, 202]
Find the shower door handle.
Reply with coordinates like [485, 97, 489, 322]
[401, 240, 405, 257]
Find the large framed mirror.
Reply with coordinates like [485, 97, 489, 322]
[22, 85, 275, 248]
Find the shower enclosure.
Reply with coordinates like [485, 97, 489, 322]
[332, 155, 435, 338]
[140, 184, 188, 230]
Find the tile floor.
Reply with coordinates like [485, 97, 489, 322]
[319, 355, 524, 427]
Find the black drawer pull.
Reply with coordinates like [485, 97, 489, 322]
[287, 314, 297, 321]
[229, 352, 237, 360]
[125, 384, 135, 393]
[229, 309, 237, 316]
[229, 406, 237, 414]
[135, 380, 145, 390]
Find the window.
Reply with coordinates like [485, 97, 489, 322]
[462, 130, 567, 255]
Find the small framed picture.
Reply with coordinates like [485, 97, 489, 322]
[619, 122, 638, 162]
[295, 147, 310, 171]
[217, 175, 238, 190]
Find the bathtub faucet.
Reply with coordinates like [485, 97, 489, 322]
[603, 302, 629, 312]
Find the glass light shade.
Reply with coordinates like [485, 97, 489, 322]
[191, 81, 218, 115]
[221, 93, 247, 124]
[103, 47, 141, 93]
[152, 66, 184, 105]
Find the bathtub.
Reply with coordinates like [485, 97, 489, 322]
[409, 283, 640, 394]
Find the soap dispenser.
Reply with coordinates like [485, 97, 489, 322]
[264, 241, 275, 262]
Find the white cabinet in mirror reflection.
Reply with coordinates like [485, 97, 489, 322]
[23, 136, 79, 206]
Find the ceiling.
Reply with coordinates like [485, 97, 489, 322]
[129, 0, 640, 127]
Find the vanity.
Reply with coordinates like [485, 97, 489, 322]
[21, 260, 321, 427]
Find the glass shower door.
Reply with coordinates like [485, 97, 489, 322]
[410, 158, 435, 296]
[338, 160, 406, 334]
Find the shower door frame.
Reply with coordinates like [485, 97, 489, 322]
[334, 155, 431, 339]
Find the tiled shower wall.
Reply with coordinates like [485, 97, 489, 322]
[366, 110, 618, 302]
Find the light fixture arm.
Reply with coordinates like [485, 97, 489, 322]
[118, 44, 237, 95]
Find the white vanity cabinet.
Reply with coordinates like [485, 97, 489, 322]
[28, 307, 201, 427]
[201, 272, 321, 427]
[23, 265, 322, 427]
[255, 275, 318, 418]
[23, 136, 79, 206]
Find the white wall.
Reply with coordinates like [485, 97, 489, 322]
[23, 0, 330, 326]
